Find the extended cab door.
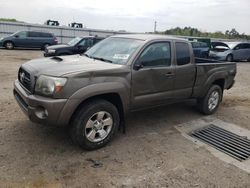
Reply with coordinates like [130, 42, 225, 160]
[131, 41, 175, 109]
[174, 42, 196, 99]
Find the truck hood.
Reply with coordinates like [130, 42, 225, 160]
[21, 55, 125, 77]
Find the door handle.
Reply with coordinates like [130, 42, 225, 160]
[164, 72, 174, 78]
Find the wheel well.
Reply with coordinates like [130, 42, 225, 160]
[70, 93, 125, 126]
[3, 40, 14, 46]
[227, 54, 233, 58]
[213, 79, 225, 91]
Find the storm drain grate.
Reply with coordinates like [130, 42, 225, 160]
[190, 124, 250, 161]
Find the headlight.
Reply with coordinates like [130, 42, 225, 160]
[35, 75, 67, 96]
[47, 49, 56, 53]
[0, 37, 3, 41]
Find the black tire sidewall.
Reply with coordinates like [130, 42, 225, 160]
[199, 85, 222, 115]
[5, 41, 14, 50]
[226, 54, 233, 62]
[71, 99, 120, 150]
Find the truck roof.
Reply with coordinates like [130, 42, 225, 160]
[112, 34, 188, 42]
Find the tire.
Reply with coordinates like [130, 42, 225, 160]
[226, 54, 233, 62]
[59, 53, 70, 56]
[4, 41, 14, 50]
[197, 85, 222, 115]
[41, 43, 50, 50]
[70, 99, 120, 150]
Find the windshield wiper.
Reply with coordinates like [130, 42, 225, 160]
[92, 57, 113, 63]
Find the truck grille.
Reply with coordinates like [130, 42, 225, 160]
[18, 68, 32, 92]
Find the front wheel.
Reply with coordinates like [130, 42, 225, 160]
[70, 99, 120, 150]
[226, 54, 233, 62]
[197, 85, 222, 115]
[4, 41, 14, 50]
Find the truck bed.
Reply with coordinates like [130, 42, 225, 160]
[192, 58, 236, 98]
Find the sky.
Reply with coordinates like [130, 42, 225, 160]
[0, 0, 249, 34]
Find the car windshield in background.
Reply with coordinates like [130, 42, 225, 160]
[84, 37, 143, 65]
[68, 37, 82, 46]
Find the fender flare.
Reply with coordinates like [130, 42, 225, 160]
[57, 82, 130, 125]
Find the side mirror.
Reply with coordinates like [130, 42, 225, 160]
[134, 61, 144, 70]
[14, 35, 19, 38]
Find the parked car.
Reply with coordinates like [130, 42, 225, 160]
[191, 41, 210, 58]
[209, 42, 250, 62]
[0, 31, 58, 50]
[14, 34, 236, 150]
[44, 36, 104, 57]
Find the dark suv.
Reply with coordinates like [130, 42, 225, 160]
[44, 36, 104, 57]
[191, 41, 210, 58]
[0, 31, 58, 50]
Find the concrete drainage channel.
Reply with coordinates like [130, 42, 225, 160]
[175, 117, 250, 173]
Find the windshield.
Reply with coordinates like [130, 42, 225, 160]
[68, 37, 82, 46]
[85, 37, 143, 65]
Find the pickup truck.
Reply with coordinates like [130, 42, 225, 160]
[13, 34, 236, 150]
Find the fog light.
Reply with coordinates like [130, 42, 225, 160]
[35, 106, 48, 119]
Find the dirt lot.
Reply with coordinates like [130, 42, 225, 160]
[0, 49, 250, 188]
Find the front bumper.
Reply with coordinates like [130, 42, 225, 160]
[13, 80, 67, 126]
[44, 52, 55, 57]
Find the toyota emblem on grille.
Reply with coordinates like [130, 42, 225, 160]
[20, 72, 25, 83]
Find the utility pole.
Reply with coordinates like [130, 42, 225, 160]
[154, 21, 157, 33]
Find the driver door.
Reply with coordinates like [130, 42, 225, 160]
[131, 41, 175, 109]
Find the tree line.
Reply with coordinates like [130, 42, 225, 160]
[161, 27, 250, 40]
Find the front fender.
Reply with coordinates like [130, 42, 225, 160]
[56, 82, 130, 125]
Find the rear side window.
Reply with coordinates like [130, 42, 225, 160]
[138, 42, 171, 67]
[176, 42, 191, 66]
[28, 32, 40, 37]
[243, 43, 250, 49]
[39, 32, 53, 38]
[28, 32, 52, 38]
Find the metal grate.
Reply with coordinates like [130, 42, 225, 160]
[190, 125, 250, 161]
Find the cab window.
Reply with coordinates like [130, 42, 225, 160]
[176, 42, 191, 66]
[138, 42, 171, 67]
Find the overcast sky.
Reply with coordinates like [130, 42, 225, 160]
[0, 0, 249, 34]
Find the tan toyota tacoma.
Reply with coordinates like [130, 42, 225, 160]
[14, 34, 236, 150]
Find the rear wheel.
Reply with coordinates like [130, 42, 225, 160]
[70, 99, 120, 150]
[226, 54, 233, 62]
[197, 85, 222, 115]
[4, 41, 14, 50]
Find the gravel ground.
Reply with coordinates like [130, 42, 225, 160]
[0, 49, 250, 188]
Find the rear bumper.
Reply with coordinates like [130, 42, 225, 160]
[13, 80, 68, 126]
